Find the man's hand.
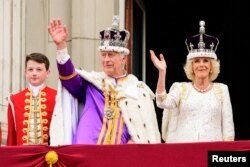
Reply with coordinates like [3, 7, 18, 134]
[48, 19, 68, 50]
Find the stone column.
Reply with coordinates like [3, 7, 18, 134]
[71, 0, 115, 71]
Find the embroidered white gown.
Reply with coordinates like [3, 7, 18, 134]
[159, 82, 235, 143]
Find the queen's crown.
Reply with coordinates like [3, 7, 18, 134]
[185, 20, 219, 60]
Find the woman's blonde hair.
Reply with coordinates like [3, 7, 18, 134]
[183, 58, 220, 81]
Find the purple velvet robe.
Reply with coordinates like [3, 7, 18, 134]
[57, 60, 130, 144]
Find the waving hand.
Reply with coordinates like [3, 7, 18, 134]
[150, 50, 167, 72]
[48, 19, 68, 49]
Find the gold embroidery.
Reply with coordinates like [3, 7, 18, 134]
[41, 111, 47, 116]
[28, 96, 43, 144]
[41, 92, 46, 96]
[42, 119, 48, 124]
[25, 92, 31, 96]
[97, 115, 108, 144]
[41, 104, 47, 109]
[43, 127, 48, 131]
[102, 80, 120, 120]
[24, 105, 30, 110]
[43, 134, 48, 139]
[22, 135, 28, 141]
[137, 83, 144, 88]
[214, 83, 223, 102]
[25, 99, 30, 103]
[24, 112, 29, 117]
[23, 120, 29, 125]
[179, 83, 187, 105]
[22, 128, 28, 133]
[117, 117, 124, 144]
[103, 119, 114, 144]
[59, 71, 77, 80]
[40, 97, 46, 102]
[97, 79, 125, 144]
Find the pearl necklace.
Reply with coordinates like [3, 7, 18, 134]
[193, 83, 211, 93]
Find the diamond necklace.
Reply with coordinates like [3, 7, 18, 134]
[193, 83, 211, 93]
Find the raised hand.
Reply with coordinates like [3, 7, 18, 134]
[48, 19, 68, 49]
[150, 50, 167, 72]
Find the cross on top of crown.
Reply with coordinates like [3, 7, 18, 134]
[112, 15, 119, 29]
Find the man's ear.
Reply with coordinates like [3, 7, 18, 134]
[123, 55, 127, 60]
[46, 69, 51, 77]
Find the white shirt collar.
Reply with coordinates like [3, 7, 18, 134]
[29, 83, 45, 97]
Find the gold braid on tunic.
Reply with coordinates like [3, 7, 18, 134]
[23, 91, 48, 145]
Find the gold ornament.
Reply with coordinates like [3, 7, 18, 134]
[45, 150, 58, 167]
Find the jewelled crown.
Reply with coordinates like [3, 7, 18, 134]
[185, 20, 219, 60]
[98, 15, 130, 55]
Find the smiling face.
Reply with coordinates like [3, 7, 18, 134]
[192, 57, 212, 80]
[25, 60, 50, 86]
[100, 51, 127, 77]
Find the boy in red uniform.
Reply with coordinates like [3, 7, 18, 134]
[7, 53, 57, 145]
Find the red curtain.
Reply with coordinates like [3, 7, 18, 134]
[0, 141, 250, 167]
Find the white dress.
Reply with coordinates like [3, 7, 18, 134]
[159, 82, 235, 143]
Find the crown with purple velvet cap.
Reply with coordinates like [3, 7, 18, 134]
[98, 15, 130, 55]
[185, 20, 219, 60]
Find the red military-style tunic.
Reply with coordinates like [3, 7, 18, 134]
[7, 86, 57, 145]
